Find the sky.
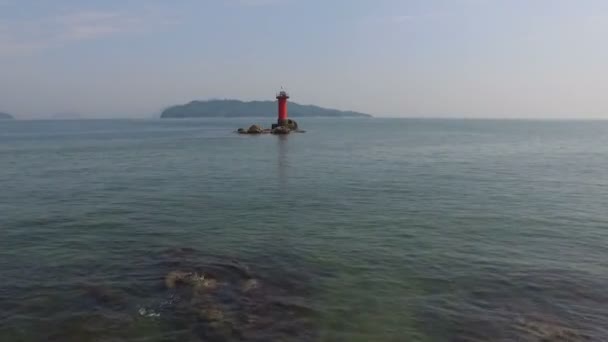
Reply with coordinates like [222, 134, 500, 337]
[1, 0, 608, 119]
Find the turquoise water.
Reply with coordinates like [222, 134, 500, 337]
[1, 118, 607, 341]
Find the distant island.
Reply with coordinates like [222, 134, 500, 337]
[161, 99, 372, 118]
[0, 112, 15, 120]
[51, 112, 82, 120]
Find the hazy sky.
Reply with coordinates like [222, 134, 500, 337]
[1, 0, 608, 119]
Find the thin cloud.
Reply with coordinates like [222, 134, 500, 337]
[363, 11, 453, 27]
[362, 14, 423, 27]
[235, 0, 290, 6]
[390, 15, 416, 24]
[56, 10, 137, 41]
[0, 8, 174, 56]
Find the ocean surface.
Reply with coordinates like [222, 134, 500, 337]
[1, 118, 607, 341]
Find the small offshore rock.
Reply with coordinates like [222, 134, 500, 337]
[286, 119, 298, 130]
[165, 271, 191, 289]
[237, 128, 247, 134]
[247, 125, 263, 134]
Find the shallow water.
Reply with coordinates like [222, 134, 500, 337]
[1, 118, 607, 341]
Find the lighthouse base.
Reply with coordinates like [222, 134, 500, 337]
[272, 119, 298, 130]
[237, 119, 304, 135]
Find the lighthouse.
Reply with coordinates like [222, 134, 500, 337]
[276, 88, 290, 127]
[237, 88, 302, 134]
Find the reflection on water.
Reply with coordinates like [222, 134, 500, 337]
[277, 134, 289, 189]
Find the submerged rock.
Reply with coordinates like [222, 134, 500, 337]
[138, 307, 161, 318]
[199, 307, 225, 322]
[165, 271, 192, 289]
[17, 248, 316, 342]
[190, 274, 219, 292]
[514, 318, 591, 341]
[140, 248, 318, 340]
[241, 279, 260, 293]
[165, 271, 220, 291]
[83, 285, 128, 308]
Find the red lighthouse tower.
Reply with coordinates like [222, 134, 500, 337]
[276, 88, 290, 127]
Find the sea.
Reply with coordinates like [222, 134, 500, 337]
[1, 118, 607, 341]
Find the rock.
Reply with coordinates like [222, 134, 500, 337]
[271, 126, 290, 135]
[189, 274, 219, 292]
[201, 278, 218, 290]
[241, 279, 260, 293]
[165, 271, 192, 289]
[274, 119, 298, 130]
[286, 119, 298, 130]
[165, 271, 220, 292]
[247, 125, 263, 134]
[239, 121, 300, 134]
[155, 251, 316, 341]
[138, 307, 161, 318]
[187, 273, 206, 284]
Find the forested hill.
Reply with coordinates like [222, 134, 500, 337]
[161, 100, 372, 118]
